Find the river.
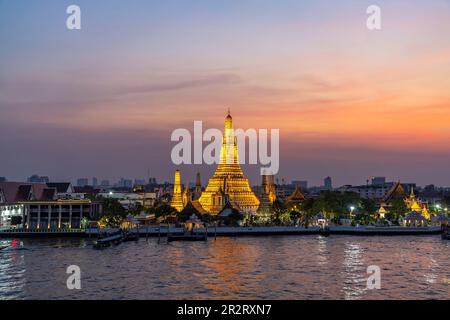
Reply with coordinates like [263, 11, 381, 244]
[0, 235, 448, 300]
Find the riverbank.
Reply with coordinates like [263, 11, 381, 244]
[0, 225, 442, 238]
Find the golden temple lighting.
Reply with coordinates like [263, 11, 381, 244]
[199, 111, 260, 214]
[170, 169, 184, 212]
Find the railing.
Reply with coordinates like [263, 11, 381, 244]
[0, 228, 85, 233]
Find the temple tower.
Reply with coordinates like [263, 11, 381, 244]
[193, 172, 202, 200]
[198, 111, 260, 214]
[170, 169, 184, 212]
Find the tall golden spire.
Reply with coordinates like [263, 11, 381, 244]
[170, 169, 184, 212]
[199, 112, 260, 214]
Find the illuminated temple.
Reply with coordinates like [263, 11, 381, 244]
[198, 111, 260, 214]
[170, 169, 184, 212]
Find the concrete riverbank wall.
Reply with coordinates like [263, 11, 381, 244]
[0, 226, 442, 238]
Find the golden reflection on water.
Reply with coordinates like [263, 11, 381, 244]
[200, 238, 265, 299]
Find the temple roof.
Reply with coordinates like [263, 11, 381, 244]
[382, 181, 406, 203]
[286, 186, 306, 203]
[218, 198, 242, 217]
[179, 199, 207, 215]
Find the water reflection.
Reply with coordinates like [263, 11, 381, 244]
[342, 242, 365, 300]
[0, 240, 26, 299]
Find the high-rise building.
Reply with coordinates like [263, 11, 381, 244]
[292, 180, 308, 190]
[198, 111, 260, 214]
[28, 175, 49, 183]
[77, 178, 89, 187]
[324, 176, 332, 190]
[371, 176, 386, 186]
[100, 180, 110, 187]
[92, 177, 98, 188]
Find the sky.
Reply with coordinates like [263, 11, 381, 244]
[1, 0, 450, 187]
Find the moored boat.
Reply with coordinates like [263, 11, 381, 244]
[93, 230, 124, 249]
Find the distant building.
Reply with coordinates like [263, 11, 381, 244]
[117, 178, 133, 189]
[27, 175, 49, 183]
[100, 180, 110, 187]
[77, 178, 89, 187]
[134, 179, 146, 186]
[371, 177, 386, 186]
[92, 177, 98, 188]
[292, 180, 308, 190]
[336, 181, 416, 200]
[0, 177, 7, 182]
[324, 176, 332, 190]
[100, 191, 156, 210]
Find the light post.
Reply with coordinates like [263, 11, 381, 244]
[349, 206, 355, 222]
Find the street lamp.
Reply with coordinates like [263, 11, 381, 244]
[349, 206, 355, 219]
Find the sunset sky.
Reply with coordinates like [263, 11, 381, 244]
[1, 0, 450, 186]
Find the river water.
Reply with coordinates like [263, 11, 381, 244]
[0, 235, 448, 300]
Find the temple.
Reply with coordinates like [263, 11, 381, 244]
[257, 174, 277, 219]
[378, 181, 430, 219]
[198, 111, 260, 214]
[170, 169, 184, 212]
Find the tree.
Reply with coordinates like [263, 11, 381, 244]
[290, 210, 301, 225]
[96, 197, 127, 228]
[128, 203, 144, 216]
[387, 199, 408, 223]
[101, 197, 127, 218]
[149, 204, 178, 221]
[223, 211, 244, 226]
[272, 199, 287, 225]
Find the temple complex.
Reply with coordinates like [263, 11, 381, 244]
[378, 181, 430, 220]
[405, 187, 430, 219]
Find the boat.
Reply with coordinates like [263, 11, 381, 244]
[442, 233, 450, 240]
[93, 230, 124, 249]
[0, 245, 9, 251]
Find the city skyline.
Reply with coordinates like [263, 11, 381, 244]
[1, 0, 450, 186]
